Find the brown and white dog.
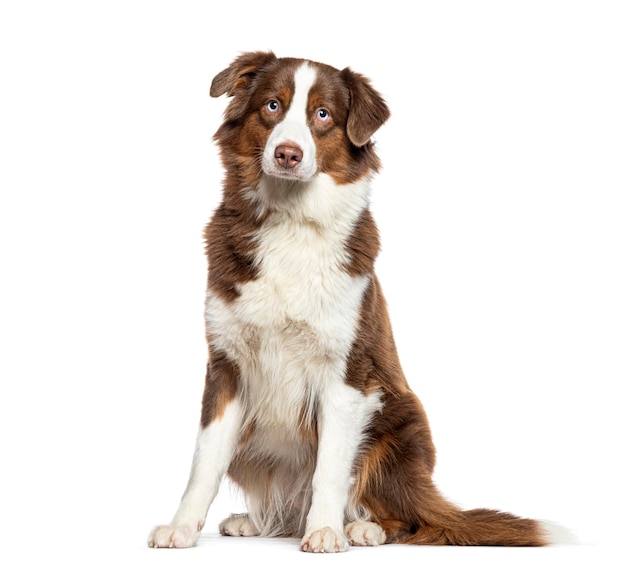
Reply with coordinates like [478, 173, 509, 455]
[149, 51, 550, 552]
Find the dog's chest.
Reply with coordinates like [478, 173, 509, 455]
[206, 212, 369, 435]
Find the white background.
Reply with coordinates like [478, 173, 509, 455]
[1, 1, 625, 576]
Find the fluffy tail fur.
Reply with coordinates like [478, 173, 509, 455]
[402, 507, 547, 546]
[376, 484, 548, 546]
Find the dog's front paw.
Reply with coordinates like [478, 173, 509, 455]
[301, 527, 348, 553]
[219, 513, 259, 537]
[345, 521, 386, 546]
[148, 524, 199, 548]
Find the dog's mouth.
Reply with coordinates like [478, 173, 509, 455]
[263, 166, 315, 182]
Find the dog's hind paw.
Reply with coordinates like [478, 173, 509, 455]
[148, 524, 199, 548]
[345, 521, 386, 546]
[219, 513, 260, 537]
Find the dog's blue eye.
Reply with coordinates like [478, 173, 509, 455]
[317, 108, 330, 121]
[267, 100, 280, 113]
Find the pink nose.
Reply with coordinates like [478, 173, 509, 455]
[274, 144, 303, 169]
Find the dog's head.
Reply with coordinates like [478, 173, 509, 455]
[210, 51, 390, 188]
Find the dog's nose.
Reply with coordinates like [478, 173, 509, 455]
[274, 144, 303, 169]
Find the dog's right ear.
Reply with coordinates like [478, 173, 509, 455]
[340, 68, 390, 147]
[210, 51, 277, 120]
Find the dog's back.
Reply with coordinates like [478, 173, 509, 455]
[149, 52, 549, 552]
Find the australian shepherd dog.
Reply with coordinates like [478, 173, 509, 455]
[149, 51, 551, 552]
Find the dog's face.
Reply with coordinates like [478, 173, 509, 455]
[210, 52, 390, 188]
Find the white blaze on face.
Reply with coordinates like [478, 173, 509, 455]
[262, 63, 318, 181]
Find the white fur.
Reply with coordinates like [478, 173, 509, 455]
[148, 400, 243, 548]
[262, 63, 318, 180]
[219, 514, 259, 537]
[204, 173, 381, 543]
[539, 520, 578, 545]
[206, 173, 373, 376]
[206, 175, 373, 443]
[345, 521, 387, 546]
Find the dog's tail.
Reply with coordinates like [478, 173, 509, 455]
[383, 483, 550, 546]
[403, 507, 548, 546]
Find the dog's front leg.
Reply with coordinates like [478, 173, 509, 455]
[149, 399, 242, 548]
[149, 357, 242, 550]
[301, 384, 381, 553]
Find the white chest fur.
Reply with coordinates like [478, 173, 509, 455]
[205, 175, 371, 442]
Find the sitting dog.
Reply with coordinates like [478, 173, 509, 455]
[149, 51, 549, 552]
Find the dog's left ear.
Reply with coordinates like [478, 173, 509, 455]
[210, 51, 277, 121]
[340, 68, 390, 147]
